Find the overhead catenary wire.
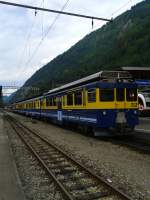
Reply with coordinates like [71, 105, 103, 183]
[16, 0, 45, 78]
[41, 0, 44, 39]
[93, 0, 133, 30]
[17, 19, 35, 69]
[0, 0, 113, 84]
[24, 0, 71, 72]
[111, 0, 133, 16]
[0, 0, 112, 71]
[42, 0, 71, 42]
[0, 1, 112, 22]
[12, 0, 71, 82]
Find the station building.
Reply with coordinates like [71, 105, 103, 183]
[121, 67, 150, 83]
[121, 67, 150, 112]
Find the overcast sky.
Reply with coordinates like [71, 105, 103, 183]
[0, 0, 143, 89]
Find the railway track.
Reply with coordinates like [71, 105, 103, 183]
[6, 114, 132, 200]
[108, 134, 150, 154]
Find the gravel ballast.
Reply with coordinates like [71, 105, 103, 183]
[7, 113, 150, 200]
[5, 120, 64, 200]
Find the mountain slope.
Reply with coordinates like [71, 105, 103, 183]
[11, 0, 150, 102]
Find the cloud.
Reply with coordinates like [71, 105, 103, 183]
[0, 0, 143, 88]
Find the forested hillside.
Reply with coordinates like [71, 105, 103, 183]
[10, 0, 150, 102]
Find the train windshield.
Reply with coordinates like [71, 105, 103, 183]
[126, 88, 137, 101]
[100, 89, 114, 101]
[116, 88, 125, 101]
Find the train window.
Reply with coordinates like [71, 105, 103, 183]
[88, 89, 96, 103]
[40, 100, 44, 107]
[53, 97, 57, 106]
[116, 88, 125, 101]
[50, 98, 53, 106]
[126, 88, 137, 101]
[74, 91, 82, 105]
[46, 97, 56, 106]
[100, 89, 114, 101]
[46, 97, 51, 106]
[67, 93, 73, 106]
[46, 98, 49, 106]
[63, 96, 66, 106]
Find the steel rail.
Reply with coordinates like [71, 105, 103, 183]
[109, 137, 150, 154]
[0, 1, 112, 22]
[7, 118, 74, 200]
[7, 115, 132, 200]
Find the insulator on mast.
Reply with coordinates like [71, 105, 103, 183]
[92, 18, 94, 29]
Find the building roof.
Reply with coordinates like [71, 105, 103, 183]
[121, 67, 150, 80]
[122, 67, 150, 71]
[46, 71, 132, 95]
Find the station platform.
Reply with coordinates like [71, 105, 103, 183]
[135, 117, 150, 133]
[0, 112, 26, 200]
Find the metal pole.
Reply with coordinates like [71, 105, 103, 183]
[0, 86, 3, 107]
[0, 1, 112, 22]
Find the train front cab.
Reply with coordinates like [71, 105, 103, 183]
[13, 80, 139, 136]
[59, 81, 139, 136]
[82, 82, 139, 135]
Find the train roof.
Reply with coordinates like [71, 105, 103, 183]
[46, 71, 132, 95]
[14, 95, 42, 104]
[13, 71, 133, 104]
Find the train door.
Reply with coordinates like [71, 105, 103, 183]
[40, 98, 43, 118]
[57, 96, 62, 121]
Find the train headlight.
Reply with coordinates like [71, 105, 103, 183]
[103, 111, 107, 115]
[134, 110, 137, 115]
[117, 79, 122, 83]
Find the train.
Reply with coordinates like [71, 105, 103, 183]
[136, 80, 150, 115]
[138, 90, 150, 116]
[10, 71, 139, 136]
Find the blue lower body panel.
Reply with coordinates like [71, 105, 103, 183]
[14, 108, 139, 130]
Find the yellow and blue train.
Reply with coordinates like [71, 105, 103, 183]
[11, 71, 139, 136]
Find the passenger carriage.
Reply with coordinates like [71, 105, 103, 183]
[12, 71, 139, 136]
